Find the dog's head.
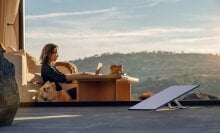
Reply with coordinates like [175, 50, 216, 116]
[36, 81, 56, 102]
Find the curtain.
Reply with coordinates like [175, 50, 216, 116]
[0, 0, 8, 47]
[0, 0, 20, 51]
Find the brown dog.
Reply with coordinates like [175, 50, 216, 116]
[36, 81, 73, 102]
[110, 64, 123, 75]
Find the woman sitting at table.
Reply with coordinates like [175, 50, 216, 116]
[39, 43, 77, 101]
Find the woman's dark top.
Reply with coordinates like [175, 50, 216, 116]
[41, 62, 67, 91]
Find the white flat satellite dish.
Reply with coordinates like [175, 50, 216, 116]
[129, 85, 199, 110]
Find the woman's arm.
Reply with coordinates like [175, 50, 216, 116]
[42, 63, 67, 83]
[64, 72, 96, 81]
[65, 73, 78, 81]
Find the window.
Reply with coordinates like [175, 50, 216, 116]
[26, 0, 220, 101]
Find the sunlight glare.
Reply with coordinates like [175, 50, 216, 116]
[14, 115, 81, 121]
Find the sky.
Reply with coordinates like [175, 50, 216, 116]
[25, 0, 220, 61]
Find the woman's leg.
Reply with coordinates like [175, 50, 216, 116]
[66, 88, 77, 99]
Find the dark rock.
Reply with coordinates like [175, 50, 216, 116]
[0, 49, 20, 126]
[183, 91, 219, 100]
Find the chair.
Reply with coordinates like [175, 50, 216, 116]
[5, 50, 78, 102]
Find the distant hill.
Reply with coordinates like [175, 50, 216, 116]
[70, 51, 220, 100]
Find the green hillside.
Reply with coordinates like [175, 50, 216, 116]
[70, 51, 220, 100]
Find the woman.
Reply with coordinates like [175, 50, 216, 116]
[40, 43, 77, 100]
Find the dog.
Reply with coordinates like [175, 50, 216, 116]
[36, 81, 73, 102]
[110, 64, 123, 75]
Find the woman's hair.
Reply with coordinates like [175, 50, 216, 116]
[40, 43, 58, 64]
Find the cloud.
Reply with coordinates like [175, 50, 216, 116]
[141, 0, 181, 7]
[26, 7, 118, 20]
[182, 14, 220, 22]
[25, 26, 206, 60]
[170, 36, 220, 43]
[26, 27, 220, 60]
[26, 27, 201, 39]
[26, 25, 220, 61]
